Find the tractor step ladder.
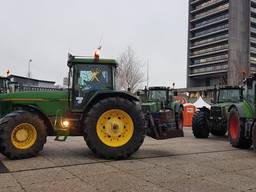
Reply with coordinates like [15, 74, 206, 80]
[55, 136, 68, 142]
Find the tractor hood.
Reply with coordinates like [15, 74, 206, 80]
[0, 90, 68, 102]
[0, 90, 69, 118]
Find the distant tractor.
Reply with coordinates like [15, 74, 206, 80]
[0, 54, 183, 160]
[140, 87, 184, 140]
[192, 86, 244, 138]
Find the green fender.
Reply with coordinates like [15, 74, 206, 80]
[82, 90, 140, 114]
[228, 101, 255, 119]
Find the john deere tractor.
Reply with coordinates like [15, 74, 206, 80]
[0, 54, 184, 160]
[0, 54, 146, 159]
[192, 86, 244, 138]
[140, 87, 184, 140]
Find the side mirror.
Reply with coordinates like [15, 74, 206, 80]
[67, 53, 74, 68]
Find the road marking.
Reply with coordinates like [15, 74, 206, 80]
[0, 161, 9, 173]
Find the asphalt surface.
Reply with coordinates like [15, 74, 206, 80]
[0, 128, 256, 192]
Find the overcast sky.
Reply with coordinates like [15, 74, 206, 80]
[0, 0, 188, 88]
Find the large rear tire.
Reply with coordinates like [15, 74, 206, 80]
[0, 110, 47, 159]
[192, 110, 209, 138]
[83, 97, 145, 159]
[228, 108, 251, 149]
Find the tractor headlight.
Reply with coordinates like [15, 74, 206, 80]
[62, 120, 70, 128]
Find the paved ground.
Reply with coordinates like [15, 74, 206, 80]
[0, 128, 256, 192]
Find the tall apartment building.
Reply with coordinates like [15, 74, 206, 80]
[187, 0, 256, 88]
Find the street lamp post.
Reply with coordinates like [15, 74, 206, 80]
[28, 59, 32, 78]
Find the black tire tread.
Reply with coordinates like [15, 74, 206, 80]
[0, 110, 47, 159]
[228, 109, 252, 149]
[83, 97, 145, 159]
[192, 110, 209, 138]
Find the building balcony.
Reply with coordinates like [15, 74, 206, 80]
[191, 0, 228, 14]
[190, 0, 205, 6]
[189, 69, 227, 77]
[251, 37, 256, 44]
[251, 17, 256, 24]
[250, 47, 256, 54]
[189, 59, 228, 68]
[251, 7, 256, 14]
[190, 49, 228, 59]
[191, 18, 228, 32]
[190, 28, 228, 41]
[190, 38, 228, 50]
[190, 6, 229, 23]
[250, 60, 256, 65]
[251, 28, 256, 35]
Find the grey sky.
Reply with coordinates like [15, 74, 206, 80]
[0, 0, 188, 88]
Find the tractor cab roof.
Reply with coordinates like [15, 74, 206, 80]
[67, 53, 118, 68]
[149, 86, 168, 90]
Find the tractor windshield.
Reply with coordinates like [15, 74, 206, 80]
[148, 90, 167, 102]
[74, 64, 113, 94]
[218, 89, 242, 103]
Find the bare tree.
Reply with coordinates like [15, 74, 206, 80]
[116, 46, 145, 92]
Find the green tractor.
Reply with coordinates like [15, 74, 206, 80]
[140, 87, 184, 140]
[227, 75, 256, 149]
[0, 54, 184, 160]
[192, 86, 244, 138]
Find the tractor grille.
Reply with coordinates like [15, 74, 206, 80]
[210, 106, 222, 118]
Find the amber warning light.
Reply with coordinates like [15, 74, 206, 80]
[94, 46, 101, 60]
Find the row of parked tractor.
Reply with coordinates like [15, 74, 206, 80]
[0, 52, 255, 161]
[192, 76, 256, 150]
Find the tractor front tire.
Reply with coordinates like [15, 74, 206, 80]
[228, 108, 251, 149]
[0, 110, 47, 159]
[83, 97, 145, 159]
[192, 110, 210, 138]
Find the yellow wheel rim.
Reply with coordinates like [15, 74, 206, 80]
[96, 109, 134, 147]
[11, 123, 37, 150]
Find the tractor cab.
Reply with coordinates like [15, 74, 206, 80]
[67, 54, 117, 110]
[146, 87, 178, 111]
[217, 86, 243, 103]
[243, 75, 256, 108]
